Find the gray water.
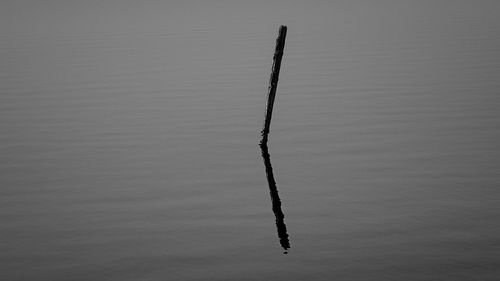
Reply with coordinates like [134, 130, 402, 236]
[1, 1, 500, 280]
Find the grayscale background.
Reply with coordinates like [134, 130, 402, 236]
[1, 1, 499, 280]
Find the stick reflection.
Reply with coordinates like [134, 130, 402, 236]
[260, 143, 290, 253]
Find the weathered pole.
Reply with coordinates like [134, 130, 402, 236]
[261, 25, 287, 145]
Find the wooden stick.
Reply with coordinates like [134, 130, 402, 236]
[261, 25, 287, 145]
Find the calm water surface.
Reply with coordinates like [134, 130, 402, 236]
[1, 1, 500, 280]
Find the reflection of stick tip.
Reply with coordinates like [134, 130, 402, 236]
[260, 143, 290, 251]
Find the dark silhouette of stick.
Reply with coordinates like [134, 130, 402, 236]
[261, 25, 287, 145]
[260, 143, 290, 253]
